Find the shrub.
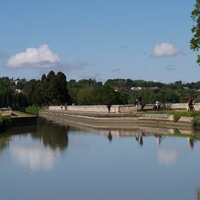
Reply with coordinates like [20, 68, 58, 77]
[25, 106, 41, 115]
[192, 116, 200, 129]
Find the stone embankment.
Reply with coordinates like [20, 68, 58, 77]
[11, 111, 37, 126]
[39, 105, 194, 131]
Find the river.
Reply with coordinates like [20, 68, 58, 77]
[0, 118, 200, 200]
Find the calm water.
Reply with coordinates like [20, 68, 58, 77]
[1, 119, 200, 200]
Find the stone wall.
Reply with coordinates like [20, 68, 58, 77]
[48, 103, 200, 113]
[0, 108, 12, 116]
[170, 103, 200, 110]
[49, 105, 120, 113]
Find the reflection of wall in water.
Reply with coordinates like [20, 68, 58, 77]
[99, 127, 193, 138]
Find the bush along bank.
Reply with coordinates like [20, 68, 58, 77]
[192, 116, 200, 130]
[25, 106, 43, 115]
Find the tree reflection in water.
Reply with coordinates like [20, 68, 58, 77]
[0, 135, 12, 153]
[0, 118, 69, 153]
[33, 118, 69, 151]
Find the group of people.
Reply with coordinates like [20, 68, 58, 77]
[153, 97, 195, 111]
[153, 100, 164, 110]
[61, 103, 68, 110]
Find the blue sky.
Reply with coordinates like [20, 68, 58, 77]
[0, 0, 199, 83]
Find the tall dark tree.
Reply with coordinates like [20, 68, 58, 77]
[56, 71, 70, 104]
[24, 79, 40, 106]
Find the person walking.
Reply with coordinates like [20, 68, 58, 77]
[107, 102, 112, 113]
[64, 103, 68, 111]
[188, 97, 194, 111]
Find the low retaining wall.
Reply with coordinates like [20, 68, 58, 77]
[170, 103, 200, 110]
[49, 105, 120, 113]
[48, 103, 200, 113]
[0, 108, 12, 116]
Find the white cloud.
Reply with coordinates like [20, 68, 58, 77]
[6, 44, 88, 72]
[6, 44, 61, 68]
[152, 42, 180, 57]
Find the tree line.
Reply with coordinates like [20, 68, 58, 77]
[0, 70, 200, 110]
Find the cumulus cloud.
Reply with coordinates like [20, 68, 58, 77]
[6, 44, 61, 68]
[6, 44, 88, 71]
[152, 42, 180, 57]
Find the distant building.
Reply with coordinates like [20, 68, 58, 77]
[131, 87, 143, 91]
[150, 86, 159, 90]
[183, 87, 189, 90]
[15, 89, 23, 94]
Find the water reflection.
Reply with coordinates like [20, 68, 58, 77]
[156, 147, 184, 166]
[1, 120, 200, 200]
[10, 143, 61, 171]
[188, 137, 196, 149]
[33, 119, 68, 150]
[1, 120, 69, 172]
[135, 130, 143, 146]
[0, 135, 11, 153]
[155, 134, 163, 145]
[107, 131, 112, 143]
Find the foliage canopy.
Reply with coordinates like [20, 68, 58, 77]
[190, 0, 200, 64]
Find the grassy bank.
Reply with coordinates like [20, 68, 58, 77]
[148, 110, 200, 122]
[148, 110, 200, 131]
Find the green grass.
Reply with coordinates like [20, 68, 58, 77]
[147, 110, 200, 122]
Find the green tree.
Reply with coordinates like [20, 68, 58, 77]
[68, 88, 80, 104]
[77, 88, 93, 105]
[190, 0, 200, 64]
[24, 79, 40, 106]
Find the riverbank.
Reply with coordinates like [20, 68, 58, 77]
[0, 111, 37, 135]
[11, 111, 37, 126]
[39, 109, 193, 131]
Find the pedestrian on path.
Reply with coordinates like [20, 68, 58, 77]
[107, 102, 112, 113]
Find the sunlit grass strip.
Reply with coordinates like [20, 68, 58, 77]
[147, 110, 200, 122]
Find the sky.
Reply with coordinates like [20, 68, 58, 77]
[0, 0, 200, 84]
